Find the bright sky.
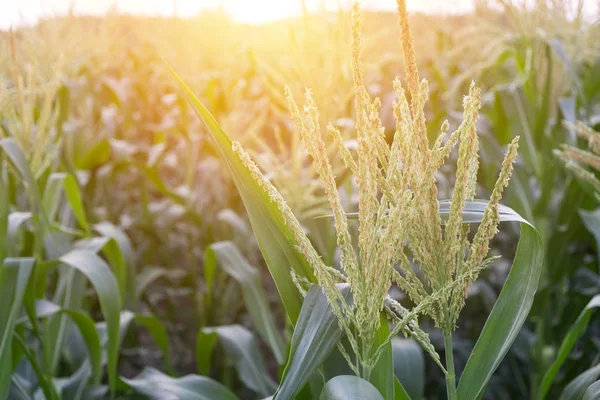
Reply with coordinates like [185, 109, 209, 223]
[1, 0, 597, 29]
[0, 0, 477, 29]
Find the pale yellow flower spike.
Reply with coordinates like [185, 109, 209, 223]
[467, 136, 520, 272]
[562, 146, 600, 170]
[443, 83, 481, 282]
[396, 0, 420, 112]
[285, 86, 360, 282]
[571, 122, 600, 155]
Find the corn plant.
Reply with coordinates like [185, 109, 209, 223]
[434, 2, 600, 397]
[0, 32, 180, 400]
[164, 1, 544, 399]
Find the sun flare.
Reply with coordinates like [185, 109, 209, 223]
[220, 0, 300, 24]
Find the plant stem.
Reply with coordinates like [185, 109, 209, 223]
[444, 329, 457, 400]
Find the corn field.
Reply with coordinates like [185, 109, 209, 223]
[1, 0, 600, 399]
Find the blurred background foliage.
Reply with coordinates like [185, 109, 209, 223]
[1, 0, 600, 398]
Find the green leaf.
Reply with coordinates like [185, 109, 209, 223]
[44, 238, 123, 378]
[392, 338, 424, 400]
[203, 248, 217, 309]
[0, 139, 38, 198]
[76, 237, 128, 304]
[196, 330, 218, 376]
[457, 207, 543, 399]
[43, 173, 90, 235]
[60, 310, 102, 385]
[167, 63, 316, 324]
[13, 333, 59, 400]
[369, 315, 394, 400]
[121, 367, 239, 400]
[583, 380, 600, 400]
[120, 311, 173, 375]
[319, 376, 384, 400]
[0, 258, 35, 400]
[333, 200, 528, 225]
[93, 222, 136, 303]
[206, 325, 277, 396]
[208, 241, 286, 364]
[59, 250, 121, 392]
[7, 212, 32, 256]
[539, 295, 600, 399]
[560, 364, 600, 400]
[0, 170, 9, 263]
[394, 377, 411, 400]
[274, 284, 352, 400]
[75, 139, 111, 170]
[23, 303, 99, 392]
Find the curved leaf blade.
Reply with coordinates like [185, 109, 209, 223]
[205, 325, 277, 397]
[59, 250, 121, 392]
[457, 215, 543, 399]
[319, 376, 384, 400]
[167, 63, 316, 324]
[208, 241, 286, 364]
[43, 173, 89, 234]
[0, 258, 35, 400]
[583, 380, 600, 400]
[122, 367, 238, 400]
[560, 364, 600, 400]
[274, 284, 352, 400]
[392, 338, 424, 400]
[539, 295, 600, 398]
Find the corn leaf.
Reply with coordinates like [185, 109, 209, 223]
[43, 173, 89, 235]
[319, 376, 384, 400]
[59, 250, 121, 392]
[19, 300, 102, 386]
[0, 258, 35, 400]
[583, 380, 600, 400]
[274, 284, 352, 400]
[122, 367, 238, 400]
[394, 377, 411, 400]
[457, 204, 543, 399]
[120, 311, 174, 375]
[196, 330, 218, 376]
[559, 364, 600, 400]
[392, 338, 424, 400]
[539, 295, 600, 399]
[167, 63, 316, 324]
[75, 237, 128, 306]
[208, 241, 286, 364]
[370, 315, 394, 400]
[205, 324, 277, 397]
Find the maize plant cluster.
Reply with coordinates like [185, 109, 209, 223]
[233, 0, 520, 381]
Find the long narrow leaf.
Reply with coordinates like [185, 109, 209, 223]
[560, 364, 600, 400]
[43, 173, 89, 234]
[0, 258, 35, 400]
[319, 376, 384, 400]
[208, 241, 286, 364]
[369, 315, 394, 400]
[392, 338, 424, 400]
[59, 250, 121, 392]
[122, 367, 238, 400]
[457, 213, 543, 399]
[539, 295, 600, 399]
[206, 325, 277, 396]
[274, 284, 352, 400]
[168, 63, 316, 324]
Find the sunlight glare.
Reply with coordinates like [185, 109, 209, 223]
[221, 0, 301, 24]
